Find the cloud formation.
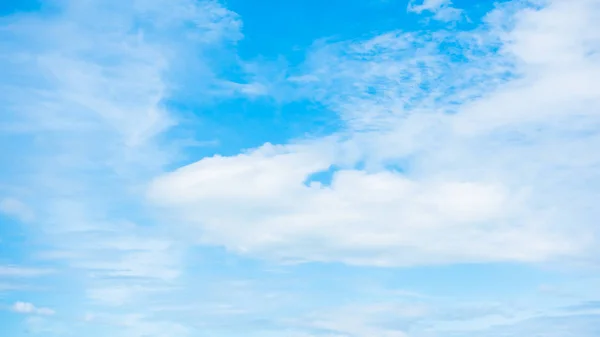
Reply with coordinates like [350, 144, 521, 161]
[150, 0, 600, 267]
[2, 0, 600, 336]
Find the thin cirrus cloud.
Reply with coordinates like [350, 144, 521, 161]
[0, 0, 249, 334]
[0, 266, 53, 278]
[0, 197, 34, 222]
[11, 301, 55, 316]
[407, 0, 462, 21]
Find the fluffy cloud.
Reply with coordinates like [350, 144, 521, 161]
[149, 142, 573, 266]
[149, 0, 600, 267]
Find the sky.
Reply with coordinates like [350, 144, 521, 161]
[1, 0, 600, 336]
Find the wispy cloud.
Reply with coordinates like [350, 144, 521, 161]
[0, 197, 34, 222]
[0, 0, 251, 335]
[407, 0, 462, 21]
[0, 266, 53, 277]
[11, 301, 55, 315]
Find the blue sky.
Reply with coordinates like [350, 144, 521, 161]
[1, 0, 600, 336]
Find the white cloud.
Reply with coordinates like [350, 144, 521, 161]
[407, 0, 462, 21]
[149, 0, 600, 267]
[149, 141, 575, 266]
[0, 197, 34, 222]
[12, 301, 55, 315]
[408, 0, 450, 12]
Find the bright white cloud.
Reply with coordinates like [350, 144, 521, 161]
[11, 301, 55, 315]
[149, 141, 576, 266]
[149, 0, 600, 267]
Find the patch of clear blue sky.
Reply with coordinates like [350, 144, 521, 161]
[0, 0, 41, 15]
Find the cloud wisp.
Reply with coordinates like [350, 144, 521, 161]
[11, 301, 55, 316]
